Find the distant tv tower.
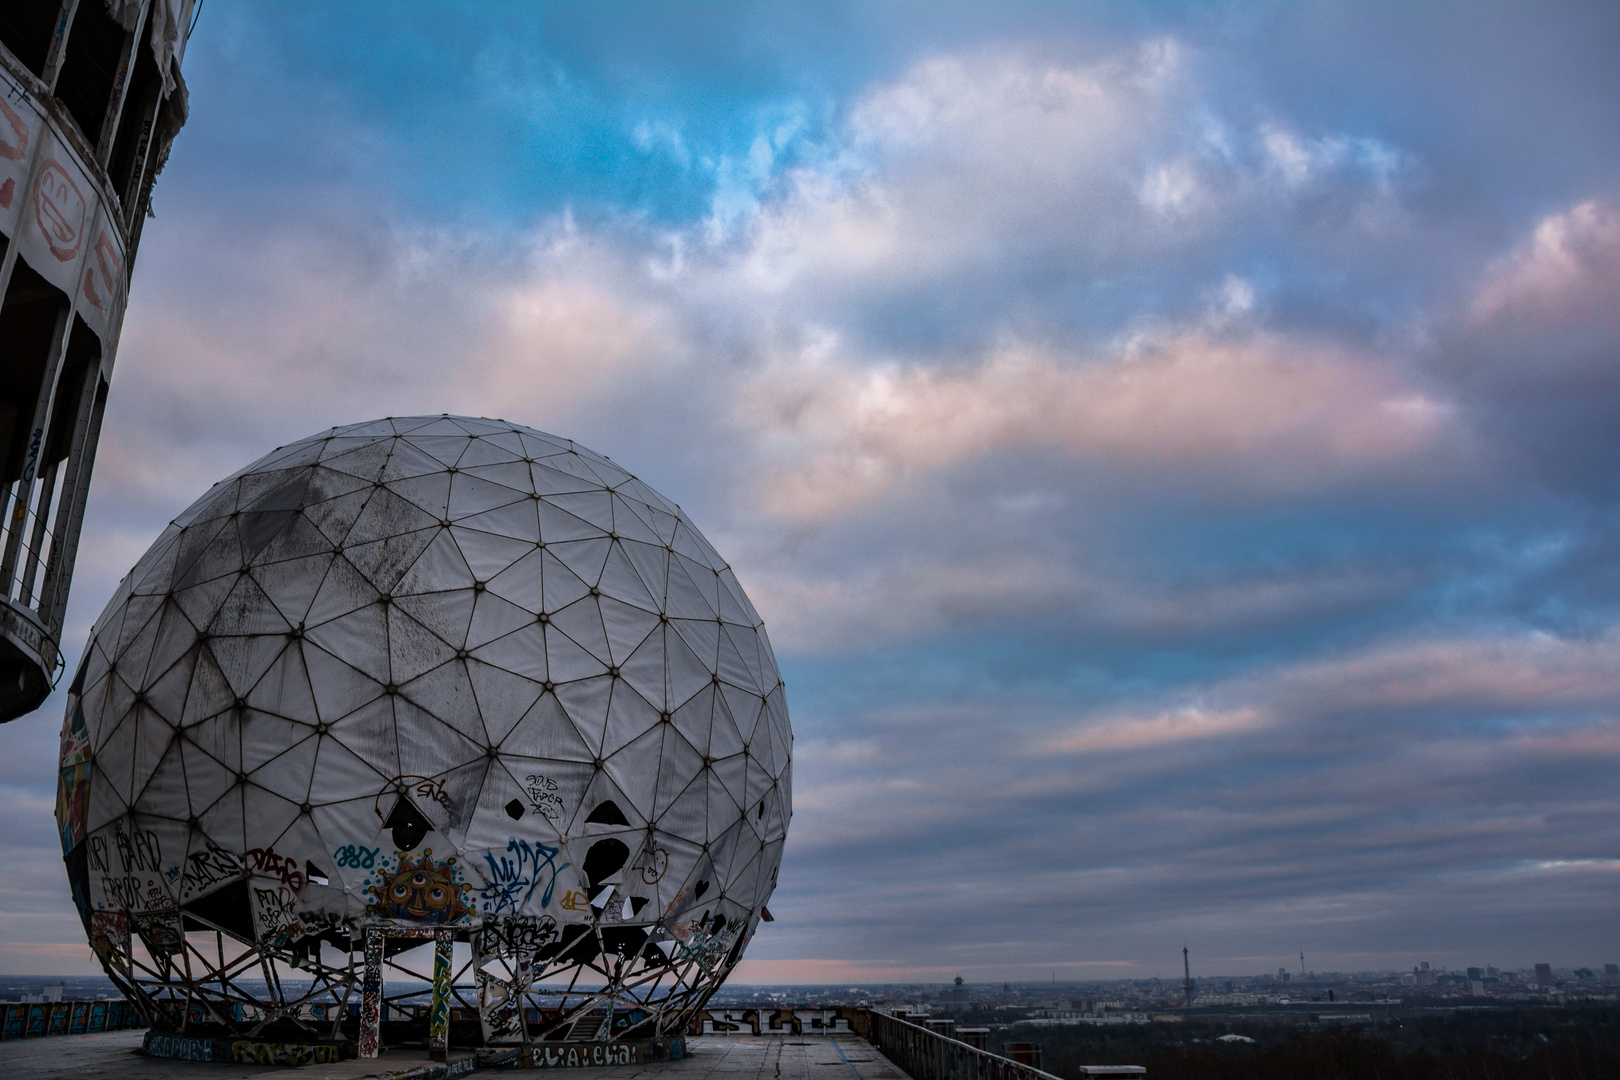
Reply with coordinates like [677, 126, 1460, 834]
[1299, 948, 1306, 978]
[1183, 946, 1193, 1006]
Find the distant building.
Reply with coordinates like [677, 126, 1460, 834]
[1606, 964, 1619, 977]
[1534, 963, 1553, 986]
[939, 976, 970, 1004]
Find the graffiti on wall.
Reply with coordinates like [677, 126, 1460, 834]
[232, 1041, 342, 1065]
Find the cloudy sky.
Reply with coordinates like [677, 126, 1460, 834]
[5, 1, 1620, 981]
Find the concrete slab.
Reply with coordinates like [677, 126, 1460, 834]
[0, 1033, 906, 1080]
[0, 1029, 477, 1079]
[509, 1035, 911, 1080]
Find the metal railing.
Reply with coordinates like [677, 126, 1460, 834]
[870, 1011, 1064, 1080]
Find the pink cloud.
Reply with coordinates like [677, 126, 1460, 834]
[747, 329, 1455, 521]
[1469, 199, 1620, 330]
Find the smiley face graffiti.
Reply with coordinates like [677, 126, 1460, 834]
[33, 159, 85, 261]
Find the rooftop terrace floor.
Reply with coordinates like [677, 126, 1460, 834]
[0, 1031, 908, 1080]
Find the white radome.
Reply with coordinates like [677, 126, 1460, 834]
[58, 416, 790, 1040]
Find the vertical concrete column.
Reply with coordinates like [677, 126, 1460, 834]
[359, 928, 383, 1058]
[429, 929, 452, 1061]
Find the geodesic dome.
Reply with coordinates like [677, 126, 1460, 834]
[56, 415, 790, 1046]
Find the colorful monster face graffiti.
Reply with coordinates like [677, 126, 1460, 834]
[368, 851, 471, 924]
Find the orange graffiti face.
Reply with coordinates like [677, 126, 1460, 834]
[372, 851, 467, 923]
[388, 868, 453, 916]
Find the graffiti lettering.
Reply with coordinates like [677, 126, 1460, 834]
[181, 847, 243, 894]
[375, 774, 455, 820]
[145, 1034, 216, 1062]
[479, 837, 569, 915]
[231, 1041, 340, 1065]
[253, 887, 295, 931]
[333, 844, 379, 869]
[523, 1044, 636, 1068]
[86, 835, 109, 874]
[19, 426, 41, 485]
[523, 774, 564, 822]
[246, 846, 305, 891]
[474, 915, 559, 958]
[415, 777, 454, 811]
[100, 875, 145, 910]
[113, 824, 161, 874]
[558, 889, 589, 912]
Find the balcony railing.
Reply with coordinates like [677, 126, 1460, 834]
[870, 1011, 1066, 1080]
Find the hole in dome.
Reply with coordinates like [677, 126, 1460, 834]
[180, 879, 255, 941]
[383, 795, 433, 852]
[629, 895, 650, 916]
[505, 799, 525, 820]
[693, 879, 709, 901]
[305, 861, 328, 886]
[583, 839, 630, 891]
[584, 800, 630, 826]
[601, 925, 648, 959]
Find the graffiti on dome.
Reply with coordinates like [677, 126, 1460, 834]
[364, 849, 473, 923]
[247, 845, 305, 891]
[86, 834, 108, 873]
[113, 823, 162, 874]
[474, 914, 560, 957]
[252, 886, 308, 945]
[637, 845, 670, 884]
[182, 847, 244, 894]
[334, 844, 379, 869]
[524, 774, 565, 821]
[375, 775, 455, 816]
[479, 837, 569, 915]
[89, 911, 129, 963]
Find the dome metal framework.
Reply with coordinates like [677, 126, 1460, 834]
[57, 416, 791, 1056]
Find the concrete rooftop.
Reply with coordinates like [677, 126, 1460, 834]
[0, 1032, 910, 1080]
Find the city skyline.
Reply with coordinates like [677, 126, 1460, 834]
[2, 1, 1618, 980]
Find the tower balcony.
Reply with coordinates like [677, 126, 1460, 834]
[0, 1, 191, 721]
